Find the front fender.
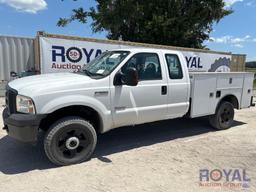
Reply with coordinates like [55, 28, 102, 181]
[35, 95, 112, 132]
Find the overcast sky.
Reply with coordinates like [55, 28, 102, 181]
[0, 0, 255, 61]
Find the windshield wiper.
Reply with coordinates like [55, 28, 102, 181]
[83, 69, 93, 77]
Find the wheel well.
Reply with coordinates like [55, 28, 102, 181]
[39, 105, 103, 133]
[219, 95, 239, 109]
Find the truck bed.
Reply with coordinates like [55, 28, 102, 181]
[189, 72, 254, 118]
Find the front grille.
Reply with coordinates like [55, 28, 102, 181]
[5, 85, 18, 114]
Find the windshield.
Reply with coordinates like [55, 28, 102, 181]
[82, 51, 130, 78]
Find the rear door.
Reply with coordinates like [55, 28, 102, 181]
[163, 51, 190, 118]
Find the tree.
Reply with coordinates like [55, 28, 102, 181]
[58, 0, 232, 48]
[246, 61, 256, 68]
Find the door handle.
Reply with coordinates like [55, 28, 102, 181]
[161, 86, 167, 95]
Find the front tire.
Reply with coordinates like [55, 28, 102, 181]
[209, 101, 235, 130]
[44, 117, 97, 166]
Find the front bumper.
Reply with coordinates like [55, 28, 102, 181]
[2, 108, 46, 143]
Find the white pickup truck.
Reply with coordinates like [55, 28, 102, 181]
[2, 48, 254, 165]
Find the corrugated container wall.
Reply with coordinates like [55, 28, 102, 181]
[0, 36, 35, 81]
[0, 36, 35, 96]
[231, 54, 246, 72]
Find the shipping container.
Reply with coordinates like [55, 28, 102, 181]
[0, 35, 35, 96]
[231, 54, 246, 72]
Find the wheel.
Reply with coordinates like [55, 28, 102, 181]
[44, 117, 97, 166]
[209, 101, 234, 130]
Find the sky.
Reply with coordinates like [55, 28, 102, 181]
[0, 0, 255, 61]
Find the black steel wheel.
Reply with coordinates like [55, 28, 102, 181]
[209, 101, 235, 130]
[44, 117, 97, 166]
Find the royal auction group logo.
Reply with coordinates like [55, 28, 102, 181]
[50, 46, 103, 70]
[199, 169, 250, 189]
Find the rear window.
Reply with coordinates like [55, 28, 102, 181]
[165, 54, 183, 79]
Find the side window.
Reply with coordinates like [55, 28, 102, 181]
[121, 53, 162, 81]
[165, 54, 183, 79]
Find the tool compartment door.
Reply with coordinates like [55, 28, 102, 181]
[241, 73, 254, 108]
[190, 73, 217, 118]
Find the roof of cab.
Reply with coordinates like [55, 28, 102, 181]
[110, 47, 181, 54]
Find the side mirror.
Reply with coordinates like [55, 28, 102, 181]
[10, 71, 18, 78]
[124, 67, 138, 86]
[114, 67, 138, 86]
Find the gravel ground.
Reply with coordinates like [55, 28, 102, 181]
[0, 97, 255, 192]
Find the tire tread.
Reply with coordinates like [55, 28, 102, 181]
[44, 116, 97, 166]
[209, 101, 234, 130]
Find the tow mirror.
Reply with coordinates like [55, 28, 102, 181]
[124, 67, 138, 86]
[10, 71, 18, 78]
[114, 67, 138, 86]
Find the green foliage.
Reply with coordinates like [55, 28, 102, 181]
[58, 7, 87, 26]
[245, 67, 256, 90]
[246, 61, 256, 68]
[58, 0, 232, 48]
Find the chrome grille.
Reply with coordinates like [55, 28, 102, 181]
[5, 90, 9, 111]
[5, 86, 17, 114]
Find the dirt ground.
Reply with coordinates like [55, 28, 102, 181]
[0, 97, 255, 192]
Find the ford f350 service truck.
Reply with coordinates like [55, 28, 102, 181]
[2, 48, 254, 165]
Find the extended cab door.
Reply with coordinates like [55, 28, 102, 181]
[110, 51, 168, 128]
[163, 51, 190, 118]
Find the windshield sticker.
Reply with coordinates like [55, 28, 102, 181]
[96, 69, 105, 74]
[109, 54, 120, 59]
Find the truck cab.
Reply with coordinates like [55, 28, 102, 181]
[2, 48, 254, 166]
[110, 49, 190, 128]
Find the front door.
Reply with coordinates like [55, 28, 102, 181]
[110, 52, 168, 128]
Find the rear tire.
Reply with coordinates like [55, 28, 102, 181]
[44, 117, 97, 166]
[209, 102, 234, 130]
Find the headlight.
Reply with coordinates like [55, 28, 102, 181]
[16, 95, 35, 114]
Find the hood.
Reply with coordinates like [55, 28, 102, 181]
[8, 73, 94, 97]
